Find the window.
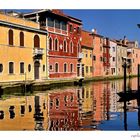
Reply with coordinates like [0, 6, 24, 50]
[70, 24, 73, 32]
[93, 55, 96, 61]
[86, 66, 88, 73]
[64, 63, 67, 73]
[70, 41, 73, 53]
[49, 37, 53, 50]
[54, 39, 58, 51]
[62, 22, 67, 31]
[100, 57, 103, 61]
[100, 46, 102, 51]
[8, 29, 13, 45]
[55, 63, 59, 72]
[55, 19, 60, 29]
[20, 62, 24, 74]
[90, 53, 92, 58]
[9, 62, 14, 74]
[63, 40, 67, 52]
[113, 47, 115, 52]
[48, 17, 54, 27]
[70, 64, 73, 72]
[43, 65, 45, 72]
[86, 53, 88, 57]
[34, 35, 40, 48]
[0, 64, 3, 73]
[28, 64, 31, 72]
[20, 32, 24, 47]
[113, 57, 115, 62]
[49, 65, 53, 71]
[90, 66, 93, 73]
[77, 44, 80, 53]
[77, 27, 81, 34]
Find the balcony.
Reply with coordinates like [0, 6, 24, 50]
[127, 49, 132, 53]
[33, 48, 44, 59]
[78, 52, 84, 59]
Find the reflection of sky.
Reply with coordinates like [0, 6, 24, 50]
[98, 112, 140, 131]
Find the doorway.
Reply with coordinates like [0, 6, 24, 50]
[34, 61, 40, 80]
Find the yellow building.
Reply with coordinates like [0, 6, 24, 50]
[81, 30, 93, 78]
[0, 12, 48, 82]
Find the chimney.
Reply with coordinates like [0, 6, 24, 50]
[91, 28, 97, 34]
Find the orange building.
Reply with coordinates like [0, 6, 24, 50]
[90, 30, 104, 77]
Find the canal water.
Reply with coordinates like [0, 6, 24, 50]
[0, 78, 140, 131]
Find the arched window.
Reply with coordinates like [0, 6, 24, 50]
[54, 39, 58, 51]
[70, 41, 73, 53]
[77, 43, 80, 53]
[34, 35, 40, 48]
[49, 37, 53, 50]
[20, 32, 24, 47]
[70, 64, 73, 72]
[64, 63, 67, 73]
[55, 63, 59, 72]
[9, 62, 14, 74]
[63, 40, 67, 52]
[8, 29, 13, 45]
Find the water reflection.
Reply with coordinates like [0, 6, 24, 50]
[0, 78, 139, 130]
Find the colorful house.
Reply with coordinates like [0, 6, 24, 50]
[0, 12, 48, 82]
[127, 40, 140, 75]
[90, 30, 104, 77]
[24, 10, 83, 79]
[103, 37, 111, 76]
[110, 40, 117, 76]
[116, 39, 128, 76]
[81, 30, 93, 78]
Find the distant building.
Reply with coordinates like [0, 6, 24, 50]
[110, 40, 117, 76]
[103, 38, 111, 76]
[127, 40, 140, 75]
[0, 12, 48, 82]
[81, 30, 93, 78]
[90, 30, 104, 77]
[24, 9, 83, 79]
[116, 39, 128, 76]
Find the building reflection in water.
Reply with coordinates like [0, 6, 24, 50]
[0, 78, 139, 130]
[34, 96, 44, 131]
[9, 106, 15, 119]
[48, 89, 79, 131]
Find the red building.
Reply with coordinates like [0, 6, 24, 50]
[24, 10, 83, 79]
[48, 89, 79, 130]
[103, 37, 111, 76]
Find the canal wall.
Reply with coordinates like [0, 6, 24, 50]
[0, 74, 138, 95]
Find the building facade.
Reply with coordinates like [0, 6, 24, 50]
[103, 37, 111, 76]
[110, 40, 117, 76]
[0, 12, 48, 82]
[91, 30, 104, 77]
[81, 30, 93, 78]
[24, 10, 83, 79]
[116, 40, 127, 76]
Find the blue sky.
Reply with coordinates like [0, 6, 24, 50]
[64, 10, 140, 44]
[15, 9, 140, 44]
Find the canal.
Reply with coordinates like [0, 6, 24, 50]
[0, 78, 140, 131]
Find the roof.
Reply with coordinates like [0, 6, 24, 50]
[24, 9, 82, 24]
[81, 30, 93, 48]
[90, 32, 104, 38]
[0, 20, 48, 34]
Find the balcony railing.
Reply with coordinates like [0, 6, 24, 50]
[33, 48, 44, 55]
[78, 52, 84, 59]
[127, 49, 132, 53]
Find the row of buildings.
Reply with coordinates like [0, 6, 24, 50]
[0, 9, 139, 82]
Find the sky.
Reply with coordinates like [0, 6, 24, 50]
[14, 9, 140, 44]
[63, 10, 140, 44]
